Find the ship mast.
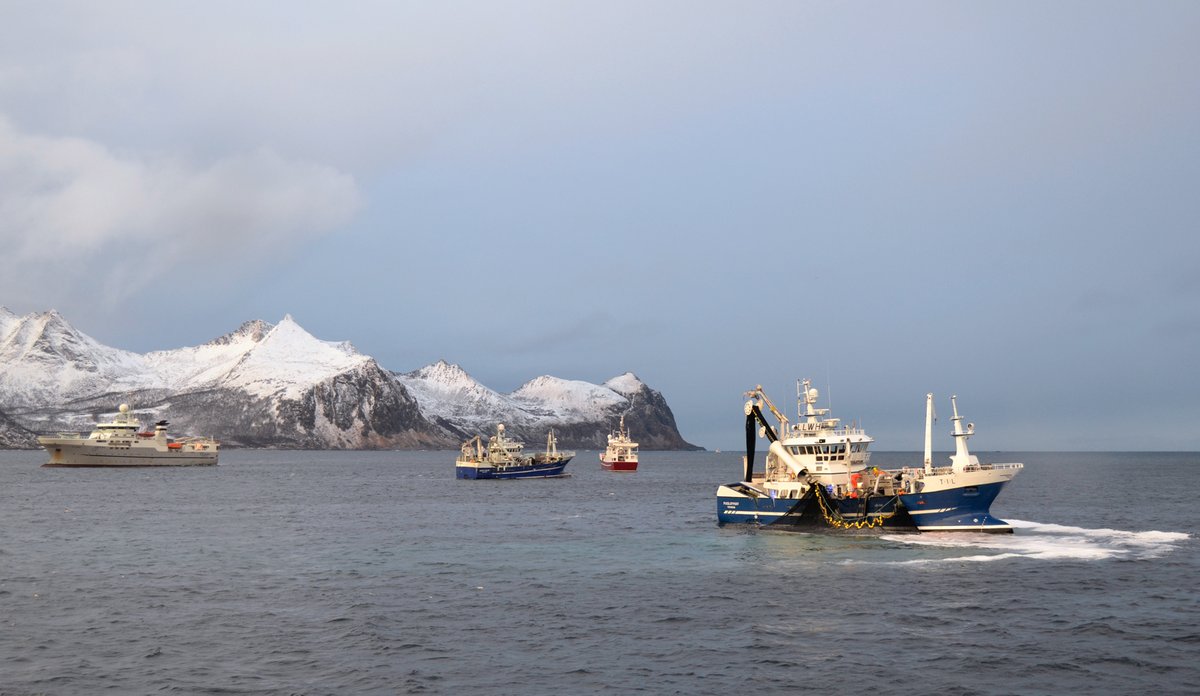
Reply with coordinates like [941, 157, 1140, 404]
[923, 393, 934, 474]
[948, 395, 977, 473]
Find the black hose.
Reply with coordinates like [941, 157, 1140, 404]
[749, 405, 778, 442]
[744, 405, 778, 481]
[744, 411, 756, 481]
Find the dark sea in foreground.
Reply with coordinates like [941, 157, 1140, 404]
[1, 450, 1197, 695]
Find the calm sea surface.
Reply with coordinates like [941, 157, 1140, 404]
[1, 450, 1197, 695]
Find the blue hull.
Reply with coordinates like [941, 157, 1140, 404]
[716, 485, 917, 532]
[898, 480, 1014, 532]
[456, 458, 571, 480]
[717, 479, 1016, 533]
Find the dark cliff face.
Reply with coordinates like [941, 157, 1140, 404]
[206, 320, 272, 346]
[0, 409, 38, 449]
[618, 383, 700, 450]
[292, 360, 450, 448]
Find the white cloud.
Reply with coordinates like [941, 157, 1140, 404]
[0, 116, 362, 304]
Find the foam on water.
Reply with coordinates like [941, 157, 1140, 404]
[876, 518, 1190, 564]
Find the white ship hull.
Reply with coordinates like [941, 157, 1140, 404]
[40, 438, 218, 467]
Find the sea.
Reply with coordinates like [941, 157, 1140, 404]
[1, 450, 1197, 695]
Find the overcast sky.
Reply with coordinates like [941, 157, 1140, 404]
[2, 2, 1198, 451]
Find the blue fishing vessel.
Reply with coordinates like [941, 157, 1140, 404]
[716, 380, 1022, 533]
[455, 424, 574, 480]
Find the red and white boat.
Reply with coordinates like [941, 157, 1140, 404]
[600, 415, 639, 471]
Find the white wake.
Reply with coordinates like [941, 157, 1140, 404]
[877, 519, 1190, 564]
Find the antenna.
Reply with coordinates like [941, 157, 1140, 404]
[796, 378, 803, 421]
[824, 362, 831, 416]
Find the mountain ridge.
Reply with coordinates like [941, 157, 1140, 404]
[0, 307, 700, 450]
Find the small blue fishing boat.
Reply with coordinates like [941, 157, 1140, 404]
[455, 424, 574, 480]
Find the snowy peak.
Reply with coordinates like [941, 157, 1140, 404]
[396, 359, 511, 422]
[6, 310, 76, 357]
[604, 372, 647, 396]
[0, 309, 146, 404]
[0, 310, 375, 405]
[0, 309, 140, 372]
[219, 316, 368, 398]
[278, 316, 359, 357]
[143, 319, 271, 389]
[0, 306, 17, 335]
[405, 360, 483, 391]
[512, 375, 626, 409]
[206, 319, 274, 347]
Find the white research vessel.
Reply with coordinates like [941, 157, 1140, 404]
[39, 404, 219, 467]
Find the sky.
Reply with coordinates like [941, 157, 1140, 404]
[2, 1, 1198, 451]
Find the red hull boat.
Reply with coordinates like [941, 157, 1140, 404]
[600, 415, 639, 472]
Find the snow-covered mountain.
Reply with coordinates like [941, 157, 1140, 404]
[0, 307, 149, 406]
[396, 361, 695, 449]
[0, 308, 698, 450]
[0, 309, 444, 448]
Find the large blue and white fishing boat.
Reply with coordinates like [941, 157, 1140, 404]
[716, 380, 1022, 533]
[455, 424, 574, 480]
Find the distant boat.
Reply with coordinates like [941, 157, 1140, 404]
[39, 404, 218, 467]
[716, 379, 1022, 532]
[456, 424, 574, 479]
[600, 414, 639, 471]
